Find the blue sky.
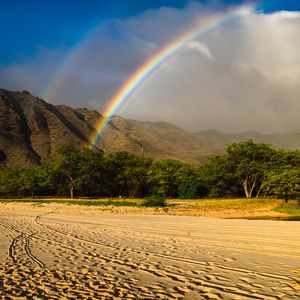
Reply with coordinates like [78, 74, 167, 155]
[0, 0, 299, 65]
[0, 0, 300, 133]
[2, 0, 193, 64]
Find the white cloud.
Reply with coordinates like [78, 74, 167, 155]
[187, 41, 214, 59]
[119, 8, 300, 133]
[0, 46, 65, 97]
[0, 2, 300, 133]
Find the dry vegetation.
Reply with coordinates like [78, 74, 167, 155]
[1, 198, 299, 220]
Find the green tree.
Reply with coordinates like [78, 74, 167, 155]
[225, 140, 277, 198]
[103, 152, 152, 197]
[200, 141, 278, 198]
[199, 155, 241, 198]
[261, 150, 300, 201]
[76, 147, 105, 197]
[0, 168, 22, 197]
[148, 159, 204, 198]
[262, 168, 300, 202]
[148, 159, 184, 198]
[281, 150, 300, 166]
[176, 164, 205, 199]
[54, 144, 104, 198]
[19, 165, 54, 197]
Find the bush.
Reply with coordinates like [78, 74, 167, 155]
[141, 196, 166, 207]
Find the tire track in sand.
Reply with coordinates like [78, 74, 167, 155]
[35, 212, 300, 299]
[0, 221, 45, 268]
[36, 213, 298, 284]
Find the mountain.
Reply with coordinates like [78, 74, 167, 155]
[0, 89, 95, 167]
[107, 117, 214, 163]
[0, 89, 299, 168]
[195, 129, 300, 152]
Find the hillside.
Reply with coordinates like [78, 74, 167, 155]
[196, 129, 300, 152]
[0, 89, 299, 168]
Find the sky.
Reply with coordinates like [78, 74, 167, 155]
[0, 0, 300, 133]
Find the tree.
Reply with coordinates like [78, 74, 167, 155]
[279, 150, 300, 167]
[262, 149, 300, 202]
[148, 159, 184, 198]
[76, 147, 105, 197]
[176, 164, 206, 199]
[225, 140, 277, 198]
[200, 141, 278, 198]
[0, 168, 22, 197]
[103, 152, 152, 197]
[19, 165, 54, 197]
[54, 144, 104, 198]
[200, 155, 241, 198]
[147, 159, 204, 199]
[262, 168, 300, 202]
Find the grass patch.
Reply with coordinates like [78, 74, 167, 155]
[0, 197, 282, 209]
[0, 198, 138, 207]
[1, 198, 299, 221]
[171, 198, 282, 210]
[273, 203, 300, 215]
[141, 197, 166, 207]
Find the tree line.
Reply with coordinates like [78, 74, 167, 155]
[0, 141, 299, 201]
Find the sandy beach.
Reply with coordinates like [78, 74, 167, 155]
[0, 203, 299, 299]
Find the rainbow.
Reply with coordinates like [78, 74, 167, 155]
[42, 5, 253, 146]
[91, 6, 252, 146]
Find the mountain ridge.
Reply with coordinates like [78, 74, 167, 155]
[0, 89, 299, 168]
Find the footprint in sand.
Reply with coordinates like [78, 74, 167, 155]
[224, 257, 236, 262]
[215, 275, 231, 282]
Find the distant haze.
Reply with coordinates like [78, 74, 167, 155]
[0, 2, 300, 133]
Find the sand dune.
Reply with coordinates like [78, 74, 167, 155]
[0, 203, 299, 299]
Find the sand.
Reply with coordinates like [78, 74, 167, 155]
[0, 203, 299, 299]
